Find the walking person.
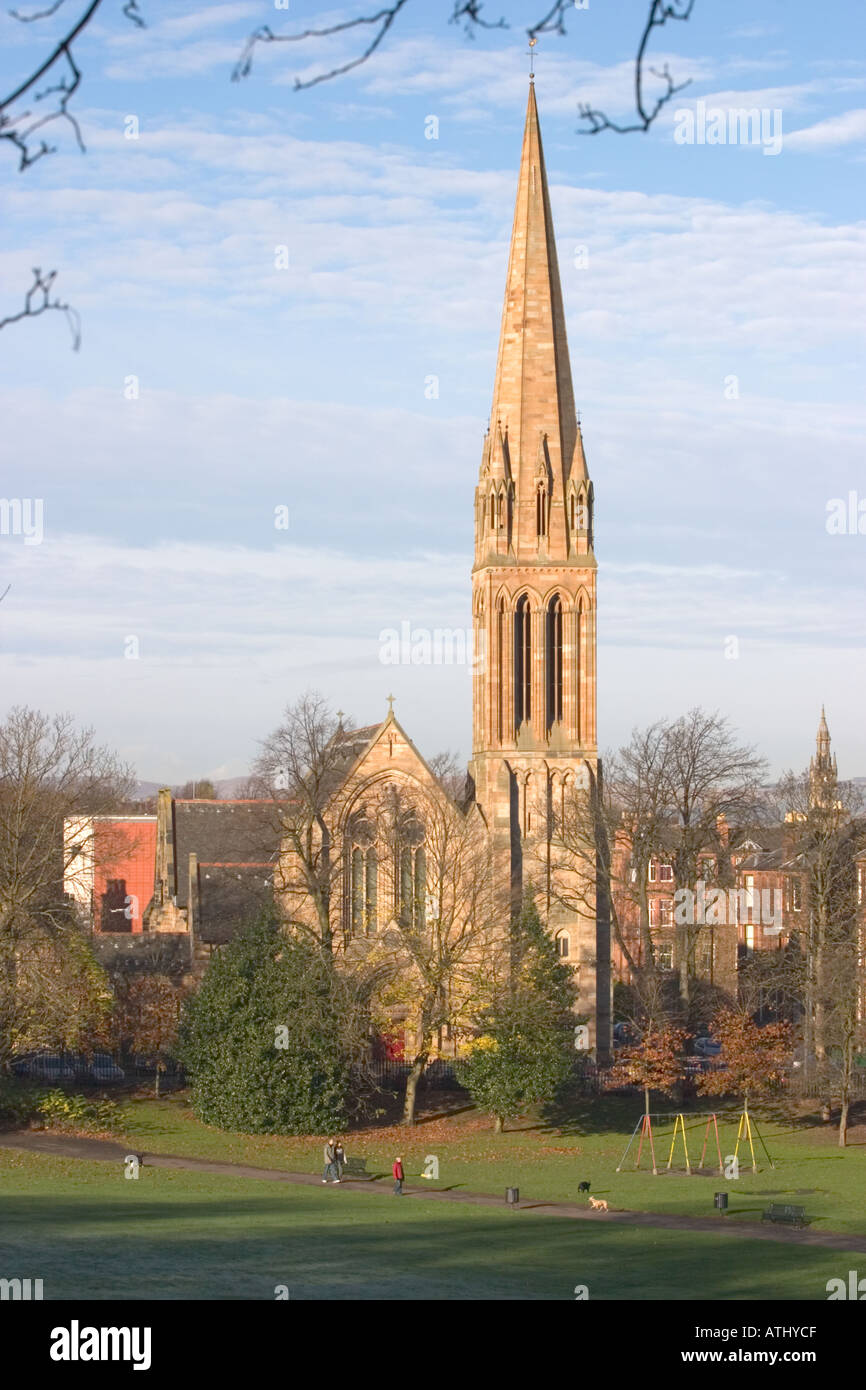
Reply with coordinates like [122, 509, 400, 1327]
[334, 1139, 345, 1182]
[322, 1137, 337, 1184]
[392, 1155, 405, 1196]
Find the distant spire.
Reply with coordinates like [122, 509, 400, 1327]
[817, 704, 830, 757]
[810, 705, 838, 808]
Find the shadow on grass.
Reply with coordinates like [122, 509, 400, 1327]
[0, 1183, 844, 1301]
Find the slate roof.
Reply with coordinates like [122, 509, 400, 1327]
[196, 863, 274, 944]
[173, 800, 280, 909]
[736, 847, 797, 873]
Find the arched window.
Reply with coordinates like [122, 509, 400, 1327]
[489, 492, 496, 529]
[514, 595, 531, 728]
[496, 597, 506, 742]
[399, 842, 427, 929]
[496, 490, 503, 529]
[536, 484, 547, 537]
[351, 847, 364, 936]
[414, 847, 426, 929]
[400, 846, 413, 920]
[364, 848, 378, 934]
[555, 932, 570, 958]
[576, 596, 586, 743]
[546, 593, 563, 730]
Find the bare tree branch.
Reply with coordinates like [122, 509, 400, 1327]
[232, 0, 412, 92]
[448, 1, 508, 36]
[0, 267, 80, 348]
[1, 0, 145, 171]
[233, 0, 695, 142]
[578, 0, 696, 135]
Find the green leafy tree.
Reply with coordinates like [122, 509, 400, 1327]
[178, 912, 359, 1134]
[458, 896, 577, 1132]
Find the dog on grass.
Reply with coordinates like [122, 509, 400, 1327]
[588, 1196, 609, 1212]
[577, 1181, 591, 1193]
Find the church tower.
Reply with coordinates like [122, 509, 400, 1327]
[469, 82, 608, 1053]
[809, 706, 839, 810]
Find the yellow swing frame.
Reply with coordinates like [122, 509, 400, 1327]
[666, 1113, 692, 1174]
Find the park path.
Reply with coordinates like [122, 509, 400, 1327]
[3, 1128, 866, 1256]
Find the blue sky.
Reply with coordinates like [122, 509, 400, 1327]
[1, 0, 865, 782]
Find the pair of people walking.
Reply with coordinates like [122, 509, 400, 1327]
[322, 1137, 345, 1184]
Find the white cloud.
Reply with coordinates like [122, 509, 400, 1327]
[2, 532, 864, 777]
[786, 108, 866, 151]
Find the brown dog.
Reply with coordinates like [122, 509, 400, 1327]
[588, 1196, 609, 1212]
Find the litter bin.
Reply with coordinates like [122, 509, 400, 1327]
[506, 1187, 520, 1206]
[714, 1191, 728, 1212]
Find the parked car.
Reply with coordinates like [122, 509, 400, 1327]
[613, 1022, 640, 1047]
[89, 1054, 126, 1083]
[692, 1037, 722, 1058]
[26, 1053, 77, 1084]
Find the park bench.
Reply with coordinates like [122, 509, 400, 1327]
[762, 1203, 807, 1228]
[340, 1156, 371, 1180]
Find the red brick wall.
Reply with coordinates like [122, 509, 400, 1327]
[93, 819, 157, 934]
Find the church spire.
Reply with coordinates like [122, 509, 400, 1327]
[810, 705, 838, 809]
[487, 83, 578, 514]
[816, 704, 831, 761]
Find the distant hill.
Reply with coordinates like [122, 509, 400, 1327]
[134, 776, 252, 801]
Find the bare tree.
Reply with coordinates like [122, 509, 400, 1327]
[663, 709, 766, 1004]
[776, 769, 864, 1141]
[360, 777, 507, 1124]
[252, 691, 360, 954]
[546, 710, 766, 1027]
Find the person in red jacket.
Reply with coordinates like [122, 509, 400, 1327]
[392, 1156, 405, 1195]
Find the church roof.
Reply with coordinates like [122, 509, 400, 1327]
[196, 863, 274, 944]
[173, 799, 279, 908]
[488, 81, 579, 492]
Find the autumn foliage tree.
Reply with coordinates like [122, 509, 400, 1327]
[113, 974, 185, 1095]
[698, 1010, 792, 1112]
[612, 1026, 688, 1116]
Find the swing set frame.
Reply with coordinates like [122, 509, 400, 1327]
[615, 1108, 774, 1175]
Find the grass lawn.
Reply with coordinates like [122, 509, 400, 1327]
[110, 1091, 866, 1237]
[0, 1148, 852, 1301]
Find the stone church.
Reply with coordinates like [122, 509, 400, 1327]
[71, 84, 612, 1058]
